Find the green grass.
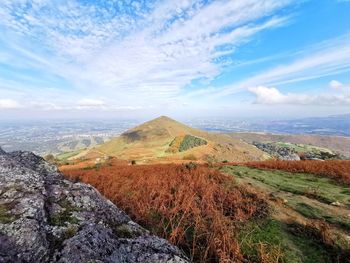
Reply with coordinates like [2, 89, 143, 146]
[293, 203, 350, 231]
[56, 150, 82, 161]
[222, 166, 350, 205]
[239, 219, 333, 263]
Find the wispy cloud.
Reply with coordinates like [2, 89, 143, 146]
[208, 34, 350, 98]
[0, 0, 292, 109]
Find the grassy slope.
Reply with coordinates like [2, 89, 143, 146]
[222, 165, 350, 262]
[223, 166, 350, 204]
[56, 149, 83, 161]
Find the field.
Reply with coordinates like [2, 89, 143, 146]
[61, 159, 350, 262]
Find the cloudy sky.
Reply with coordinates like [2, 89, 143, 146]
[0, 0, 350, 120]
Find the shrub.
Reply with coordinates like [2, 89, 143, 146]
[244, 160, 350, 185]
[44, 154, 57, 164]
[183, 154, 197, 161]
[62, 160, 268, 262]
[184, 162, 197, 170]
[179, 135, 207, 152]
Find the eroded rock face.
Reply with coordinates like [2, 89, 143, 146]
[0, 149, 189, 263]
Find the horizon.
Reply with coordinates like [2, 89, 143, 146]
[1, 0, 350, 119]
[1, 111, 350, 123]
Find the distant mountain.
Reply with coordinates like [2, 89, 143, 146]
[81, 116, 268, 163]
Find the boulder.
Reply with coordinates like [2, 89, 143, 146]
[0, 150, 189, 263]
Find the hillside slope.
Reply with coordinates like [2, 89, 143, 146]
[96, 116, 268, 163]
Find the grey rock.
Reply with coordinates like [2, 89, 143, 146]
[0, 150, 189, 263]
[252, 141, 344, 161]
[0, 147, 5, 155]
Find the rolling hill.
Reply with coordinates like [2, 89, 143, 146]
[82, 116, 269, 163]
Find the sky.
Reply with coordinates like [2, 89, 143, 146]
[0, 0, 350, 120]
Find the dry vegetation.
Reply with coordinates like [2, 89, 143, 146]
[62, 160, 268, 262]
[244, 160, 350, 185]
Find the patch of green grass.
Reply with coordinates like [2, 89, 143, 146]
[239, 218, 333, 263]
[56, 150, 82, 161]
[222, 166, 350, 205]
[294, 203, 350, 231]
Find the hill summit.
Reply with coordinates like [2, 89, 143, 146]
[80, 116, 268, 164]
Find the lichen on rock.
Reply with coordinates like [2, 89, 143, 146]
[0, 149, 189, 263]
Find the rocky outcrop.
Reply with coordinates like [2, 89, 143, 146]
[0, 149, 189, 263]
[252, 142, 344, 161]
[253, 142, 300, 160]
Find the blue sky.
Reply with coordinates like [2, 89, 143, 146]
[0, 0, 350, 120]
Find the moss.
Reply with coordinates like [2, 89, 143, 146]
[50, 199, 80, 226]
[50, 226, 78, 251]
[64, 226, 77, 239]
[113, 224, 136, 238]
[0, 202, 19, 224]
[50, 211, 79, 226]
[0, 204, 14, 224]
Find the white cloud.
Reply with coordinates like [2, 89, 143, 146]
[249, 85, 350, 105]
[329, 80, 344, 89]
[0, 99, 21, 109]
[249, 86, 291, 104]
